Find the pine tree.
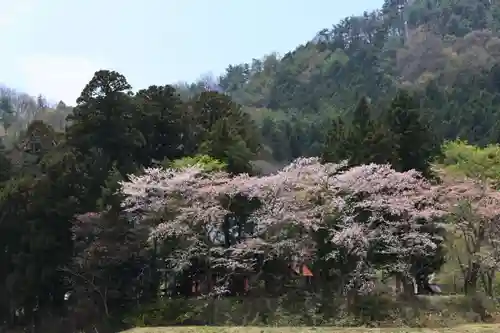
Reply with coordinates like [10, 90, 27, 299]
[323, 96, 394, 166]
[321, 117, 348, 163]
[199, 118, 254, 174]
[384, 89, 439, 176]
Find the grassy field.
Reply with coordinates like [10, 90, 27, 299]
[122, 324, 500, 333]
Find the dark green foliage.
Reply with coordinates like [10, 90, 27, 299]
[0, 140, 11, 183]
[322, 91, 439, 176]
[199, 117, 255, 174]
[383, 90, 440, 176]
[321, 117, 347, 164]
[67, 70, 145, 176]
[185, 0, 500, 163]
[189, 91, 261, 173]
[0, 69, 266, 330]
[134, 85, 185, 164]
[4, 0, 500, 330]
[97, 164, 126, 212]
[322, 96, 395, 167]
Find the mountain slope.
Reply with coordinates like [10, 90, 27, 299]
[183, 0, 500, 158]
[5, 1, 500, 161]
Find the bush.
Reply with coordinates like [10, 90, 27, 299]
[123, 299, 203, 327]
[122, 292, 500, 328]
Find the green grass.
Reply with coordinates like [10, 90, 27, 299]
[122, 324, 500, 333]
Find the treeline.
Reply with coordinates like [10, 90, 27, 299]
[0, 68, 499, 332]
[5, 1, 500, 162]
[3, 0, 500, 331]
[0, 69, 265, 332]
[0, 86, 71, 142]
[179, 0, 500, 162]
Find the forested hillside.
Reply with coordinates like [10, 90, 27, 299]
[204, 0, 500, 159]
[4, 1, 500, 332]
[4, 0, 500, 162]
[0, 86, 71, 144]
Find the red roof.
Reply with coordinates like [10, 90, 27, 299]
[293, 264, 313, 277]
[302, 265, 313, 277]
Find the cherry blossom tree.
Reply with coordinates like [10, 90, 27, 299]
[437, 171, 500, 295]
[119, 157, 447, 297]
[65, 212, 150, 320]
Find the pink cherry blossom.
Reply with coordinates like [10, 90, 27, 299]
[119, 157, 447, 294]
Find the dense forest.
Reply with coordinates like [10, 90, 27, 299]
[4, 0, 500, 332]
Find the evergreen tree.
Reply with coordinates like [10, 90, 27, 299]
[134, 85, 185, 165]
[384, 89, 439, 176]
[66, 70, 145, 176]
[199, 117, 254, 174]
[322, 96, 393, 166]
[321, 116, 348, 163]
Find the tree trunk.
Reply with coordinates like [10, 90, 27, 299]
[402, 276, 416, 297]
[395, 275, 402, 294]
[480, 269, 495, 297]
[464, 261, 481, 295]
